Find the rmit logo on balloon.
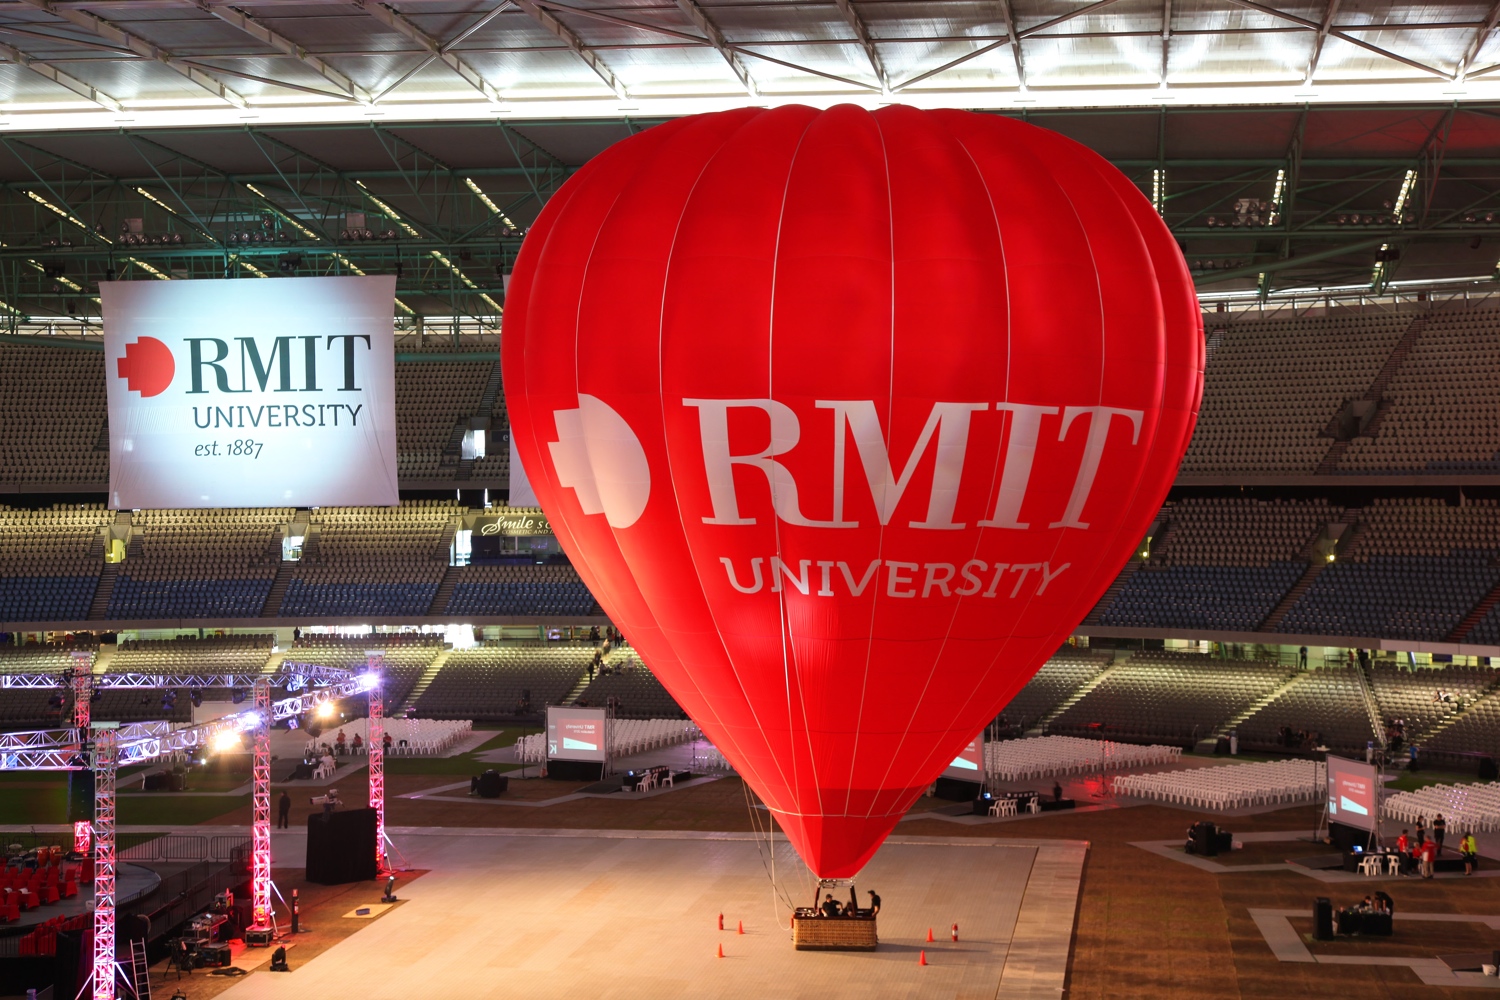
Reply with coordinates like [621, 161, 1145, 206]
[552, 394, 1142, 541]
[683, 399, 1143, 532]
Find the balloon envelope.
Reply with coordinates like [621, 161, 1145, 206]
[503, 105, 1203, 877]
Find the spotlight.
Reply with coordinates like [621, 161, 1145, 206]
[317, 702, 336, 720]
[381, 875, 398, 902]
[190, 689, 203, 708]
[212, 731, 241, 754]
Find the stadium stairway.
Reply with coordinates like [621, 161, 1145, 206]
[429, 565, 463, 616]
[261, 562, 295, 617]
[1354, 658, 1387, 749]
[87, 563, 118, 621]
[1446, 577, 1500, 642]
[1029, 655, 1123, 736]
[1406, 675, 1500, 748]
[1082, 562, 1141, 625]
[1261, 509, 1364, 631]
[1315, 314, 1428, 475]
[1196, 661, 1304, 752]
[560, 670, 593, 706]
[397, 649, 450, 715]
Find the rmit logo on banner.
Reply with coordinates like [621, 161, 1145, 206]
[549, 394, 1142, 532]
[116, 335, 372, 396]
[116, 336, 176, 397]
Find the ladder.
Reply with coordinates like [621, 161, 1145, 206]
[129, 938, 152, 1000]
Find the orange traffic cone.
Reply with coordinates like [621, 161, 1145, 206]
[926, 927, 934, 942]
[717, 943, 724, 959]
[951, 923, 959, 942]
[737, 920, 745, 935]
[718, 913, 724, 930]
[919, 950, 928, 966]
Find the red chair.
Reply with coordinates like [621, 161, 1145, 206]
[61, 879, 77, 899]
[18, 891, 39, 911]
[40, 885, 59, 905]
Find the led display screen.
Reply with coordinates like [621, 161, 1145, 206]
[942, 734, 985, 781]
[546, 706, 608, 762]
[1327, 755, 1379, 831]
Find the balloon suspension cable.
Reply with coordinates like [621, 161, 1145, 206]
[740, 779, 800, 929]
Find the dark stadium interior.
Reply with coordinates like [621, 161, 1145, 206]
[7, 1, 1500, 997]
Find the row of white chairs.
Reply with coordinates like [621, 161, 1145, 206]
[611, 720, 699, 757]
[697, 746, 733, 772]
[985, 736, 1182, 781]
[304, 718, 474, 757]
[1113, 759, 1325, 810]
[1384, 781, 1500, 833]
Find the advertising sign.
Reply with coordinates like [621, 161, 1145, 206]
[102, 276, 399, 508]
[546, 706, 608, 762]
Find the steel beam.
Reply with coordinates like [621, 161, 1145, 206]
[205, 7, 373, 102]
[511, 0, 627, 98]
[90, 728, 116, 1000]
[673, 0, 755, 96]
[358, 0, 506, 104]
[1458, 0, 1500, 82]
[0, 39, 124, 111]
[1230, 0, 1453, 80]
[366, 651, 386, 872]
[997, 0, 1026, 90]
[15, 0, 251, 107]
[832, 0, 887, 91]
[895, 0, 1126, 91]
[251, 678, 272, 930]
[1304, 0, 1340, 85]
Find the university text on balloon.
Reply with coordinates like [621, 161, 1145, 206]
[718, 556, 1070, 599]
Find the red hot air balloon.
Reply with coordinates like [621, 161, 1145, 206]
[504, 105, 1202, 878]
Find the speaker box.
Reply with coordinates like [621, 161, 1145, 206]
[67, 770, 94, 825]
[1314, 897, 1334, 940]
[306, 807, 378, 885]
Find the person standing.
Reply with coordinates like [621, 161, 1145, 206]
[1420, 838, 1437, 879]
[866, 889, 881, 916]
[1433, 813, 1447, 854]
[1415, 814, 1426, 847]
[277, 790, 292, 829]
[1461, 831, 1478, 875]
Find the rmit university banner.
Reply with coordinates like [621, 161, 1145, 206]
[102, 276, 399, 509]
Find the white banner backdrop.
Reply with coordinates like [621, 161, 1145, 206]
[102, 276, 400, 508]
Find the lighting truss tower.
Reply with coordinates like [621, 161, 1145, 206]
[91, 727, 117, 1000]
[251, 678, 272, 930]
[71, 650, 92, 856]
[365, 651, 386, 872]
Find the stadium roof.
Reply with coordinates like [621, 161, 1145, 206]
[1, 0, 1499, 129]
[2, 1, 1500, 319]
